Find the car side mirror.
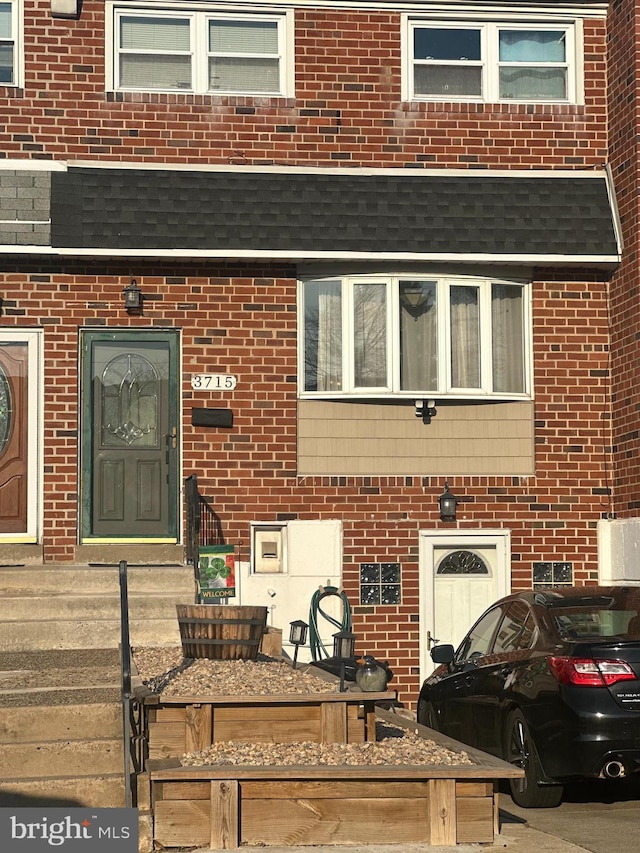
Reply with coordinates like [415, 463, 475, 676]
[430, 643, 455, 665]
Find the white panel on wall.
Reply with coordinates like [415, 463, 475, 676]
[287, 519, 342, 577]
[598, 518, 640, 584]
[238, 519, 344, 664]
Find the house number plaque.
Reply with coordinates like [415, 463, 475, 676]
[191, 374, 237, 390]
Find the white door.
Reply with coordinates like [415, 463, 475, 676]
[419, 529, 511, 681]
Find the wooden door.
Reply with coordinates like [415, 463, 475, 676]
[82, 332, 179, 539]
[0, 344, 28, 533]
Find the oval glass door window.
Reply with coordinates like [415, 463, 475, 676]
[0, 366, 13, 455]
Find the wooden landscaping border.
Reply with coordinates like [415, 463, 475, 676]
[139, 689, 397, 756]
[143, 708, 523, 849]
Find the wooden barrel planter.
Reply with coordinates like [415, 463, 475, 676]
[176, 604, 268, 660]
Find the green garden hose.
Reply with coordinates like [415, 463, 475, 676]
[308, 585, 352, 661]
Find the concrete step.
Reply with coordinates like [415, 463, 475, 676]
[0, 617, 183, 650]
[0, 593, 190, 621]
[0, 565, 195, 651]
[0, 564, 195, 596]
[0, 775, 126, 808]
[3, 737, 124, 779]
[0, 702, 122, 742]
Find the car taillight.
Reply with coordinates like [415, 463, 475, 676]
[549, 656, 637, 687]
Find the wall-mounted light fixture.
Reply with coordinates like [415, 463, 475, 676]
[122, 278, 142, 313]
[415, 399, 437, 424]
[289, 620, 309, 669]
[438, 481, 459, 522]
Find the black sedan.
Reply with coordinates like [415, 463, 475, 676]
[417, 586, 640, 808]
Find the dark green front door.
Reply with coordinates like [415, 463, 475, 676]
[81, 330, 179, 540]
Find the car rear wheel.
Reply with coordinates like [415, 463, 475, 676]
[505, 710, 563, 808]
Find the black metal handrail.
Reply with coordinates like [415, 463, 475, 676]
[118, 559, 133, 809]
[185, 474, 225, 590]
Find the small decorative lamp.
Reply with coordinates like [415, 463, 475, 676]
[438, 481, 459, 522]
[333, 629, 356, 660]
[289, 619, 308, 669]
[123, 278, 142, 312]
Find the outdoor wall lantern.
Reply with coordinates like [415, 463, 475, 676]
[289, 620, 308, 669]
[123, 278, 143, 312]
[438, 481, 459, 522]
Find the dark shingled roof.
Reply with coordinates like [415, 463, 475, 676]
[50, 167, 620, 263]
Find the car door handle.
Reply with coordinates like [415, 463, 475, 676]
[498, 665, 513, 678]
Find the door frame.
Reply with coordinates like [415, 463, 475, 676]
[0, 328, 43, 543]
[79, 327, 181, 543]
[418, 528, 511, 683]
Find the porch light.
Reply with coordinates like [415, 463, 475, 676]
[289, 620, 308, 669]
[438, 482, 459, 522]
[123, 278, 142, 312]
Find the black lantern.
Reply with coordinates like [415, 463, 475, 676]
[438, 481, 459, 522]
[333, 629, 356, 660]
[289, 620, 308, 669]
[123, 278, 142, 312]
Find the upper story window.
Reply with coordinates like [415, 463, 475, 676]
[0, 0, 19, 86]
[300, 275, 531, 401]
[110, 4, 293, 96]
[404, 17, 580, 104]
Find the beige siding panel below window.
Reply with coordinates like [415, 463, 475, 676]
[297, 400, 534, 476]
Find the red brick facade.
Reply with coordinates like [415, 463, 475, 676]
[0, 1, 624, 704]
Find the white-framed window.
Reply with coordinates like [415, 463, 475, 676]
[109, 4, 293, 96]
[300, 275, 531, 400]
[0, 0, 20, 87]
[404, 17, 580, 104]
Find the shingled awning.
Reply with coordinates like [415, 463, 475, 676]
[49, 165, 621, 267]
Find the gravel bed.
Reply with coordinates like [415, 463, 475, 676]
[133, 646, 340, 696]
[133, 646, 475, 769]
[182, 723, 474, 768]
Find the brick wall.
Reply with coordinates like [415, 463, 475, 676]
[608, 0, 640, 515]
[0, 1, 616, 703]
[0, 261, 612, 702]
[2, 2, 607, 168]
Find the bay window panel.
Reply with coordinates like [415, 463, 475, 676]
[399, 281, 438, 390]
[209, 57, 279, 92]
[353, 284, 387, 388]
[450, 286, 480, 389]
[304, 281, 342, 393]
[492, 283, 525, 393]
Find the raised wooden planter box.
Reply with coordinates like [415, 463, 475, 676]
[145, 709, 524, 849]
[142, 689, 396, 758]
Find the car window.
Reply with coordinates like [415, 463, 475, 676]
[492, 600, 536, 653]
[455, 605, 503, 662]
[545, 594, 640, 639]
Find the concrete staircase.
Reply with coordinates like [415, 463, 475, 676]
[0, 563, 194, 814]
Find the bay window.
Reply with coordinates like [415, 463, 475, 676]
[301, 275, 530, 399]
